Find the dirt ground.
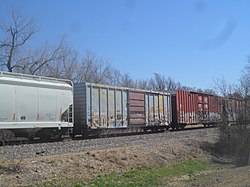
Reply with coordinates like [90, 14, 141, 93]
[167, 164, 250, 187]
[0, 136, 249, 186]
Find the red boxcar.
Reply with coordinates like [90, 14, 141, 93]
[223, 97, 244, 123]
[170, 90, 223, 129]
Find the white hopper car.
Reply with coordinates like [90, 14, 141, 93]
[0, 72, 73, 140]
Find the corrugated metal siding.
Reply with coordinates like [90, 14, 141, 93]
[74, 83, 172, 130]
[176, 90, 198, 124]
[128, 91, 145, 125]
[174, 90, 223, 124]
[145, 92, 171, 126]
[208, 95, 222, 122]
[128, 90, 171, 126]
[226, 97, 243, 122]
[80, 83, 129, 129]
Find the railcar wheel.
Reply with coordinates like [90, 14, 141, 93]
[69, 133, 75, 139]
[180, 125, 185, 130]
[37, 129, 63, 141]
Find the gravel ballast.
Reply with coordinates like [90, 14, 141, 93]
[0, 128, 218, 160]
[0, 127, 221, 186]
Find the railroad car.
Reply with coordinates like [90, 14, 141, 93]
[169, 90, 223, 129]
[0, 72, 73, 140]
[72, 82, 172, 137]
[0, 71, 243, 140]
[223, 96, 244, 124]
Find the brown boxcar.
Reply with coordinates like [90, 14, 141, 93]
[223, 97, 243, 123]
[170, 90, 223, 129]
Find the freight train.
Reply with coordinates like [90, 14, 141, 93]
[0, 72, 242, 140]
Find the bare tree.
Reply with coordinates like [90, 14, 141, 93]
[165, 76, 181, 90]
[120, 73, 136, 88]
[14, 38, 67, 76]
[148, 73, 181, 91]
[76, 51, 113, 83]
[211, 62, 250, 166]
[108, 68, 122, 86]
[149, 73, 166, 91]
[203, 89, 216, 95]
[0, 9, 75, 78]
[136, 79, 150, 90]
[213, 77, 234, 96]
[236, 66, 250, 120]
[0, 9, 37, 72]
[39, 42, 78, 79]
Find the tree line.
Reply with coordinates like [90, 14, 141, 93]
[2, 9, 250, 100]
[0, 9, 216, 93]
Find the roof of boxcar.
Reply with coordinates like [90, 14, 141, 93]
[81, 82, 171, 95]
[0, 71, 72, 89]
[167, 89, 221, 97]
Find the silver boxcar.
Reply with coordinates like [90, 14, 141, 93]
[73, 82, 171, 136]
[0, 72, 73, 138]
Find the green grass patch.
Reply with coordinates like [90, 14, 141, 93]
[68, 159, 210, 187]
[76, 160, 210, 187]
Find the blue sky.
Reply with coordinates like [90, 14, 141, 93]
[0, 0, 249, 89]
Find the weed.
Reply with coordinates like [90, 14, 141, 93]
[47, 159, 210, 187]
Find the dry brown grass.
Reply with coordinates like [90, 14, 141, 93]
[0, 140, 207, 186]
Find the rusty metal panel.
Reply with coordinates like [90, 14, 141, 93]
[130, 118, 146, 124]
[176, 90, 180, 123]
[129, 113, 145, 118]
[208, 95, 222, 122]
[128, 91, 145, 125]
[129, 106, 145, 112]
[130, 100, 145, 106]
[175, 90, 200, 124]
[129, 92, 145, 100]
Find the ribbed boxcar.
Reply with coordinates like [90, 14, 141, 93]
[170, 90, 222, 129]
[0, 72, 73, 139]
[223, 97, 243, 124]
[73, 83, 171, 137]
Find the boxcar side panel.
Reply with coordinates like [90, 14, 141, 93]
[78, 83, 129, 129]
[128, 91, 145, 125]
[173, 90, 223, 125]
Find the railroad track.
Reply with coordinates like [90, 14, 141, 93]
[0, 125, 217, 147]
[0, 127, 219, 160]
